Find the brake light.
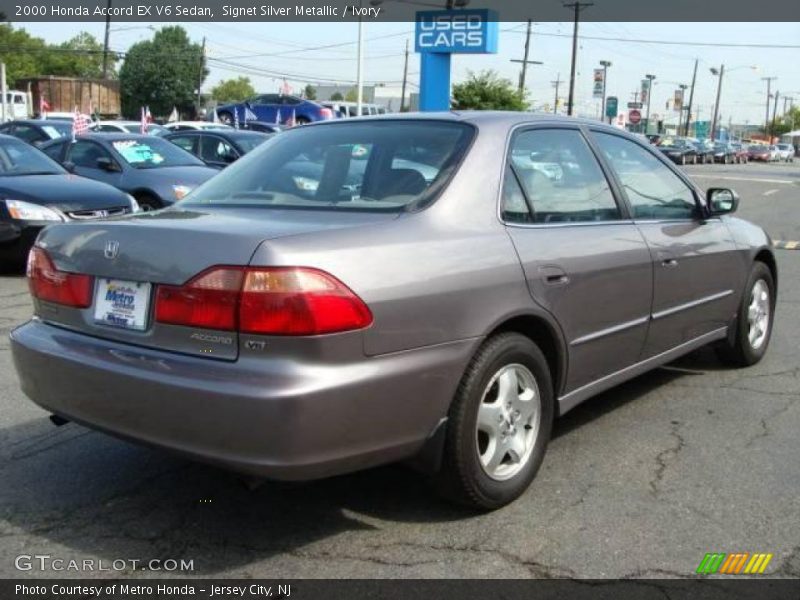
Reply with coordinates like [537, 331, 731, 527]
[155, 266, 372, 335]
[27, 247, 93, 308]
[155, 268, 243, 331]
[319, 107, 334, 120]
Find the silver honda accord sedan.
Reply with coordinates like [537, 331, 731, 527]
[10, 112, 777, 509]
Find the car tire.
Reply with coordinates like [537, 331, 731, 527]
[436, 333, 554, 510]
[135, 193, 161, 212]
[681, 155, 686, 165]
[692, 155, 697, 165]
[716, 262, 775, 368]
[218, 111, 234, 125]
[295, 116, 311, 125]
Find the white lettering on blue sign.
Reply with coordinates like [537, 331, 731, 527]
[415, 9, 498, 54]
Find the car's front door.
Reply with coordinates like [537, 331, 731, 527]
[590, 130, 743, 358]
[502, 126, 654, 394]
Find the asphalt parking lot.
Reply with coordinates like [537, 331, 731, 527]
[0, 160, 798, 579]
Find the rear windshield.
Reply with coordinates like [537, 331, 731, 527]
[182, 120, 475, 211]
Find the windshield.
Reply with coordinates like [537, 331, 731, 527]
[0, 138, 65, 176]
[182, 120, 474, 211]
[230, 133, 270, 153]
[111, 138, 204, 169]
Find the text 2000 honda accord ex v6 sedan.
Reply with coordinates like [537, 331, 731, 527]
[11, 113, 777, 509]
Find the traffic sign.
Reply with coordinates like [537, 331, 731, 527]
[628, 109, 642, 125]
[605, 96, 618, 118]
[627, 102, 643, 109]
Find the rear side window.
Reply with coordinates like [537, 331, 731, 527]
[169, 135, 198, 155]
[508, 128, 620, 223]
[593, 132, 697, 220]
[184, 121, 475, 211]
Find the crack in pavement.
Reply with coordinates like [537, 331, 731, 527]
[649, 420, 686, 496]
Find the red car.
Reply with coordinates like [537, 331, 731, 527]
[747, 145, 772, 162]
[731, 143, 749, 164]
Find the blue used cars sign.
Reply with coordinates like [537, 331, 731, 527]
[415, 9, 499, 54]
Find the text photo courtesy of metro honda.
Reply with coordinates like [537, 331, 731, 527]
[4, 10, 782, 511]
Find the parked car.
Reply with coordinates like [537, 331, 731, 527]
[214, 94, 335, 126]
[747, 144, 773, 162]
[0, 119, 72, 147]
[646, 134, 664, 145]
[92, 121, 169, 137]
[775, 143, 795, 162]
[321, 101, 388, 118]
[711, 142, 737, 164]
[730, 143, 749, 164]
[656, 138, 698, 165]
[11, 114, 776, 509]
[241, 121, 283, 134]
[165, 129, 271, 169]
[691, 139, 716, 164]
[0, 134, 136, 268]
[163, 121, 234, 132]
[39, 133, 218, 210]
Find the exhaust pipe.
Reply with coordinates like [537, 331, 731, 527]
[49, 414, 69, 427]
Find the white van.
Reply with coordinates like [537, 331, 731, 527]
[2, 91, 30, 121]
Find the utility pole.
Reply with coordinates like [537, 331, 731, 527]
[710, 64, 724, 141]
[771, 90, 780, 139]
[761, 77, 776, 140]
[552, 74, 561, 114]
[511, 20, 543, 98]
[684, 58, 698, 137]
[677, 83, 687, 136]
[1, 63, 6, 122]
[599, 60, 611, 123]
[563, 2, 593, 116]
[644, 73, 656, 134]
[102, 0, 112, 78]
[195, 36, 206, 117]
[400, 39, 409, 112]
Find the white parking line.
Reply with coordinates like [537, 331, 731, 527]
[764, 189, 779, 196]
[689, 174, 795, 185]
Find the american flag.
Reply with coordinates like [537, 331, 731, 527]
[285, 108, 297, 127]
[275, 108, 282, 125]
[234, 109, 239, 130]
[280, 79, 292, 96]
[244, 105, 258, 122]
[72, 106, 89, 140]
[140, 106, 147, 134]
[39, 96, 50, 119]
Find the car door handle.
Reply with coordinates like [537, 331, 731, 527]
[539, 265, 569, 285]
[661, 258, 679, 268]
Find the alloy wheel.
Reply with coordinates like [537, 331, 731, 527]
[747, 279, 771, 350]
[476, 364, 541, 481]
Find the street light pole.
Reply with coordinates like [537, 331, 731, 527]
[644, 73, 655, 134]
[685, 58, 698, 137]
[599, 60, 611, 123]
[356, 8, 364, 117]
[102, 0, 111, 78]
[677, 84, 687, 136]
[710, 65, 724, 141]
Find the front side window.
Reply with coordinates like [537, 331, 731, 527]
[508, 128, 620, 223]
[68, 141, 111, 169]
[184, 121, 474, 211]
[201, 137, 237, 163]
[593, 132, 698, 220]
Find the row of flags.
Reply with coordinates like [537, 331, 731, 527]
[211, 104, 297, 129]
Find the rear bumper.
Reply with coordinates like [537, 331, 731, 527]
[10, 319, 475, 479]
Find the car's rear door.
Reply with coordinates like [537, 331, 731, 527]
[502, 125, 653, 394]
[589, 129, 743, 358]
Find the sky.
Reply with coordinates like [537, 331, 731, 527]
[12, 20, 800, 125]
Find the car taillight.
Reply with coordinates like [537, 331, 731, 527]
[155, 267, 244, 331]
[320, 107, 334, 120]
[27, 247, 93, 308]
[155, 266, 372, 336]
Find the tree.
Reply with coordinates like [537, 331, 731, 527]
[330, 91, 344, 101]
[304, 84, 317, 100]
[772, 106, 800, 137]
[45, 32, 111, 79]
[211, 77, 255, 103]
[119, 26, 207, 118]
[452, 70, 528, 111]
[0, 24, 48, 86]
[344, 88, 358, 102]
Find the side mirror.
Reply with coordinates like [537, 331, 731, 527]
[96, 156, 119, 172]
[707, 188, 739, 216]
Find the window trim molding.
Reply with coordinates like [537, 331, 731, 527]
[497, 123, 628, 226]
